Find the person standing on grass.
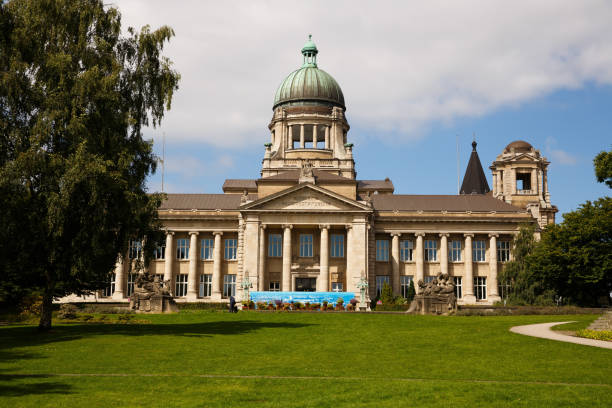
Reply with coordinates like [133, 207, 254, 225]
[229, 296, 236, 313]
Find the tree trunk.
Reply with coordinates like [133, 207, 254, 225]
[38, 287, 54, 331]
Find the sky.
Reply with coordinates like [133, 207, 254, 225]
[114, 0, 612, 218]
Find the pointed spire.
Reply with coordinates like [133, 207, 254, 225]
[460, 140, 490, 195]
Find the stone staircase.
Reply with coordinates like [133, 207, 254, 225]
[587, 311, 612, 331]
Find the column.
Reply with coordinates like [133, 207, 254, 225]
[282, 224, 292, 291]
[258, 225, 266, 291]
[288, 125, 293, 148]
[112, 254, 126, 300]
[187, 231, 199, 299]
[439, 233, 449, 275]
[346, 220, 367, 293]
[463, 234, 476, 303]
[415, 233, 424, 292]
[391, 233, 400, 296]
[212, 231, 223, 299]
[313, 124, 318, 147]
[531, 169, 537, 193]
[299, 125, 304, 148]
[319, 225, 330, 292]
[488, 234, 501, 302]
[325, 126, 330, 149]
[163, 231, 174, 285]
[511, 169, 517, 194]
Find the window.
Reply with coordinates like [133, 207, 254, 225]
[400, 275, 413, 298]
[474, 277, 487, 300]
[516, 172, 531, 192]
[299, 234, 313, 257]
[498, 281, 511, 300]
[153, 243, 165, 260]
[497, 241, 511, 262]
[400, 240, 413, 261]
[454, 277, 462, 299]
[424, 240, 437, 261]
[128, 240, 142, 259]
[175, 274, 188, 297]
[376, 240, 389, 261]
[155, 274, 165, 284]
[199, 274, 212, 297]
[223, 274, 236, 297]
[424, 276, 435, 284]
[331, 234, 345, 258]
[104, 273, 116, 297]
[269, 281, 280, 291]
[127, 273, 136, 297]
[449, 240, 462, 262]
[201, 239, 214, 260]
[376, 275, 390, 296]
[176, 238, 189, 260]
[224, 239, 237, 260]
[268, 234, 282, 257]
[332, 282, 343, 292]
[473, 240, 486, 262]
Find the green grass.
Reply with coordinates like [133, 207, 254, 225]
[1, 311, 610, 407]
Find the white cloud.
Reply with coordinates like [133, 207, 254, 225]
[115, 0, 612, 147]
[545, 136, 578, 165]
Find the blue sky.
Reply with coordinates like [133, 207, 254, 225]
[115, 1, 612, 219]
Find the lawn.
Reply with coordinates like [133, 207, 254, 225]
[0, 311, 610, 407]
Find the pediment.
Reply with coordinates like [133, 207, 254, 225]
[241, 184, 371, 212]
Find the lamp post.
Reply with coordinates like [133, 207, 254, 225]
[241, 276, 252, 305]
[356, 275, 369, 311]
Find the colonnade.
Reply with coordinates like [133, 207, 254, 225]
[113, 230, 230, 301]
[288, 124, 331, 149]
[386, 232, 503, 303]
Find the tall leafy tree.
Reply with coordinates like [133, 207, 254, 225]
[528, 198, 611, 306]
[594, 149, 612, 188]
[0, 0, 179, 329]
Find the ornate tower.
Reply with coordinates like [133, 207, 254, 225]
[490, 140, 557, 228]
[261, 35, 355, 179]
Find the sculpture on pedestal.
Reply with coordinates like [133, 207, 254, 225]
[407, 272, 457, 315]
[129, 271, 178, 313]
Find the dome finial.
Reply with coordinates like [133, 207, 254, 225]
[301, 34, 318, 67]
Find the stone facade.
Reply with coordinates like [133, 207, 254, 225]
[62, 37, 556, 307]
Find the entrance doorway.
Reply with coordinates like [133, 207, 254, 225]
[295, 278, 316, 292]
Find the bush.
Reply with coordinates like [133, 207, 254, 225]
[576, 329, 612, 342]
[380, 282, 394, 305]
[18, 294, 43, 318]
[178, 303, 227, 311]
[58, 304, 78, 319]
[375, 304, 410, 311]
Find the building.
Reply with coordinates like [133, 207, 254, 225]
[77, 36, 558, 306]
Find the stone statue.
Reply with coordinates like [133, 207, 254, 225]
[129, 271, 178, 313]
[407, 272, 457, 315]
[299, 160, 315, 184]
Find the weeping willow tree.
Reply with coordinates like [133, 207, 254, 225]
[0, 0, 180, 330]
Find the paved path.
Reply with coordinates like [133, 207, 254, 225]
[510, 321, 612, 349]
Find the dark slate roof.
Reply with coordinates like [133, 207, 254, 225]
[371, 194, 524, 213]
[357, 179, 394, 191]
[258, 169, 356, 183]
[460, 141, 491, 195]
[160, 194, 257, 210]
[222, 179, 257, 191]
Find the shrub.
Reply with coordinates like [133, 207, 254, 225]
[346, 303, 355, 311]
[336, 298, 344, 305]
[311, 303, 320, 310]
[19, 294, 43, 318]
[380, 282, 394, 305]
[58, 304, 78, 319]
[350, 298, 358, 306]
[576, 329, 612, 342]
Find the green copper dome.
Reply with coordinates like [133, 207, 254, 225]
[273, 35, 345, 110]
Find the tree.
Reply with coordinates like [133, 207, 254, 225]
[0, 0, 180, 330]
[528, 198, 612, 306]
[498, 223, 551, 305]
[406, 279, 416, 302]
[594, 149, 612, 188]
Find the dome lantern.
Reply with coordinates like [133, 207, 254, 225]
[301, 34, 318, 67]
